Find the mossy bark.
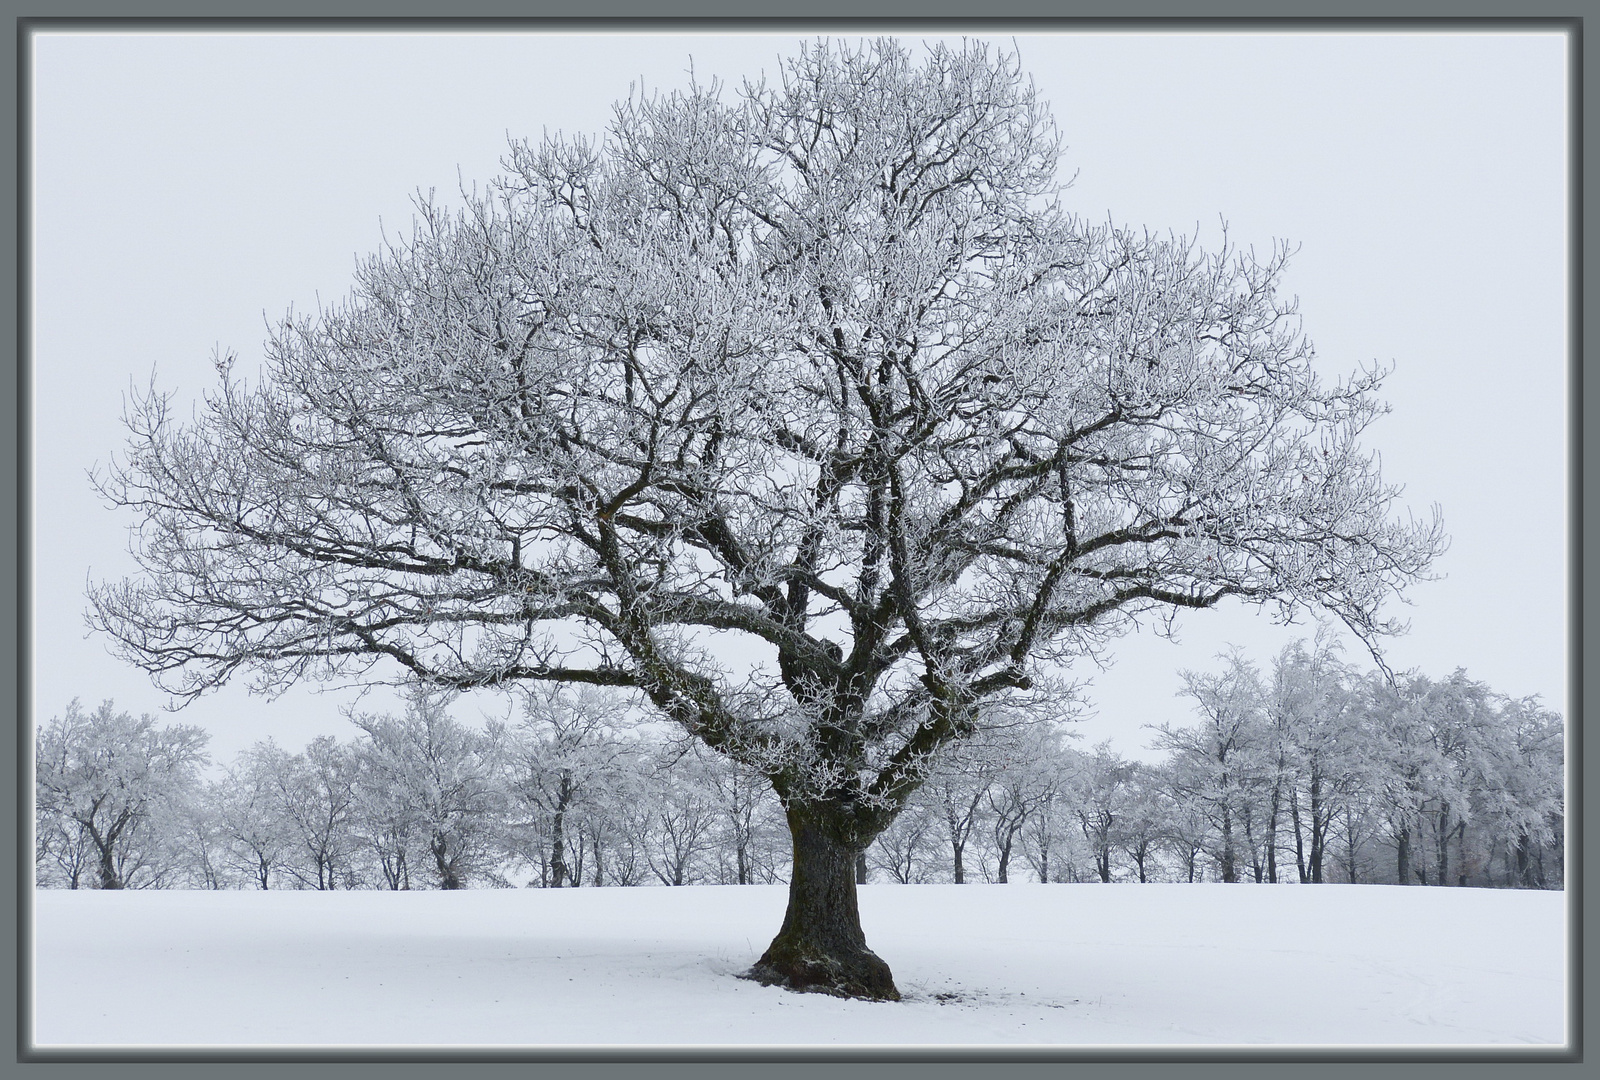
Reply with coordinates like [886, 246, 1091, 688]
[745, 804, 899, 1001]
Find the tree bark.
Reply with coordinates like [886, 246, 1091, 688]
[1290, 790, 1308, 883]
[432, 835, 462, 890]
[87, 817, 125, 890]
[1435, 804, 1450, 888]
[1344, 808, 1360, 884]
[1308, 774, 1326, 884]
[1219, 803, 1237, 883]
[96, 847, 123, 890]
[1514, 831, 1534, 888]
[549, 807, 569, 888]
[549, 772, 573, 887]
[745, 803, 899, 1001]
[1266, 772, 1282, 884]
[1243, 812, 1263, 882]
[1396, 825, 1411, 886]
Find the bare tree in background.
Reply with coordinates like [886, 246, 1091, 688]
[349, 690, 507, 890]
[89, 39, 1443, 998]
[35, 700, 208, 890]
[1068, 742, 1137, 883]
[503, 686, 632, 888]
[1153, 657, 1265, 884]
[985, 724, 1067, 884]
[215, 747, 293, 889]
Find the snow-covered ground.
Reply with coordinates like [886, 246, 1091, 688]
[31, 883, 1566, 1049]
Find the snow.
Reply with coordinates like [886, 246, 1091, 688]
[31, 883, 1566, 1049]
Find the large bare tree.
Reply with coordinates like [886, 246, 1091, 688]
[90, 39, 1443, 999]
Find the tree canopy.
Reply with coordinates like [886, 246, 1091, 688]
[90, 38, 1445, 998]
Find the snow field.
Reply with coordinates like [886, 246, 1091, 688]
[31, 882, 1566, 1048]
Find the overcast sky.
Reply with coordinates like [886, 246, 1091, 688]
[29, 30, 1569, 765]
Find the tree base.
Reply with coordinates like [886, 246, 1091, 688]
[742, 942, 901, 1002]
[746, 801, 902, 1001]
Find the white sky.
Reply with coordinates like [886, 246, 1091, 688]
[29, 31, 1569, 765]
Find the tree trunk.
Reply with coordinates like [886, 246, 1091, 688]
[550, 774, 573, 887]
[549, 806, 569, 888]
[569, 823, 585, 887]
[1308, 775, 1325, 884]
[433, 835, 462, 889]
[1396, 825, 1411, 886]
[1344, 808, 1360, 885]
[96, 847, 123, 890]
[951, 838, 966, 884]
[855, 852, 868, 885]
[1435, 804, 1450, 888]
[1219, 804, 1237, 883]
[86, 819, 124, 890]
[745, 804, 899, 1001]
[1266, 773, 1282, 884]
[1290, 790, 1308, 883]
[1242, 810, 1263, 883]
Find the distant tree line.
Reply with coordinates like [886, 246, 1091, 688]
[36, 641, 1562, 892]
[887, 637, 1565, 891]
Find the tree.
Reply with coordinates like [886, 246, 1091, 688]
[1159, 780, 1213, 884]
[1017, 779, 1073, 884]
[641, 751, 719, 885]
[347, 739, 422, 890]
[88, 39, 1443, 998]
[923, 735, 1004, 885]
[1154, 656, 1268, 883]
[1066, 742, 1136, 883]
[1115, 762, 1168, 883]
[580, 753, 656, 887]
[35, 801, 95, 889]
[35, 700, 208, 889]
[168, 782, 234, 889]
[984, 725, 1066, 884]
[1266, 633, 1364, 884]
[868, 795, 940, 883]
[503, 686, 632, 888]
[698, 744, 790, 885]
[262, 737, 360, 890]
[1144, 647, 1564, 890]
[212, 743, 295, 889]
[1487, 696, 1563, 888]
[349, 691, 507, 890]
